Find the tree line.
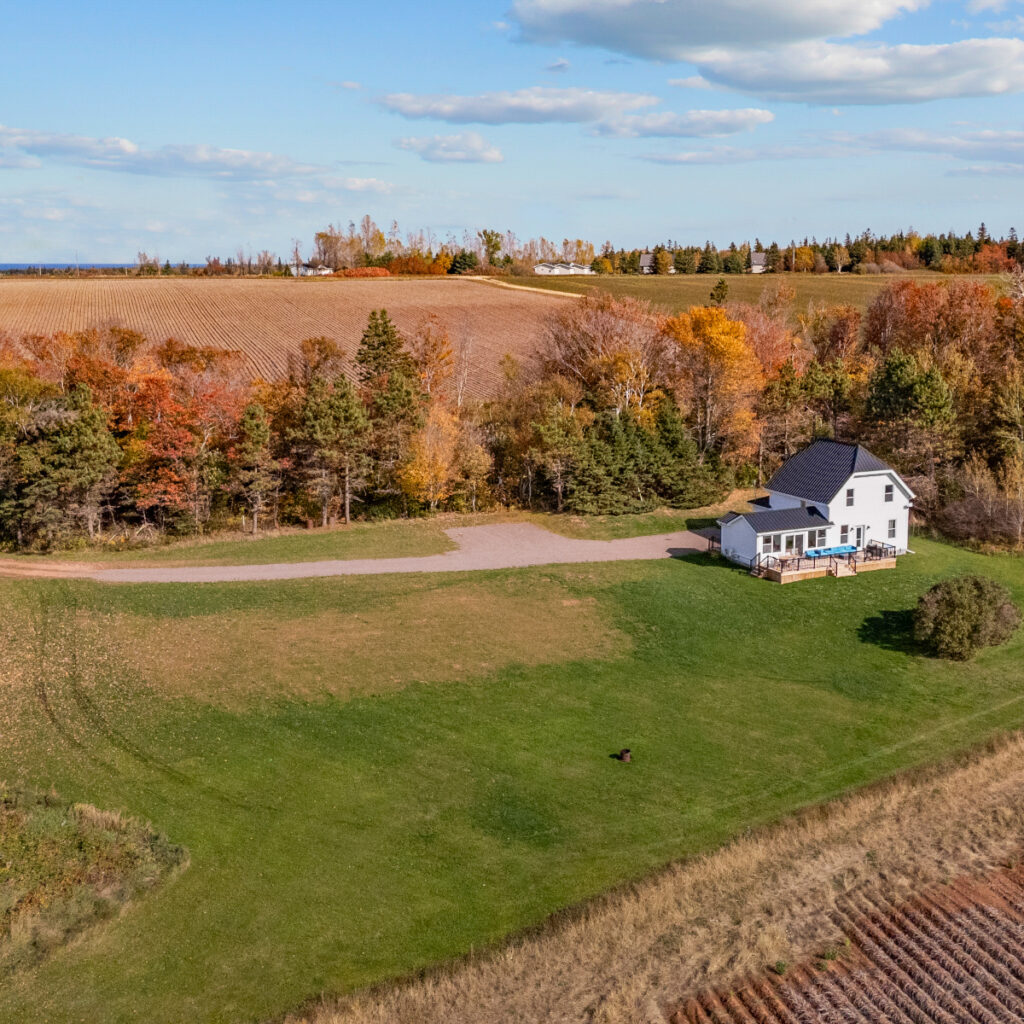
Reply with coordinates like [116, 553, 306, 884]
[2, 268, 1024, 549]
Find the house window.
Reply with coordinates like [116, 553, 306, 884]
[846, 488, 855, 507]
[762, 535, 772, 553]
[884, 484, 894, 503]
[785, 535, 795, 553]
[888, 519, 897, 539]
[840, 524, 849, 544]
[807, 528, 826, 549]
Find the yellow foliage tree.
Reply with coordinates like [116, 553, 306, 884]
[398, 402, 459, 509]
[409, 315, 454, 398]
[664, 306, 763, 462]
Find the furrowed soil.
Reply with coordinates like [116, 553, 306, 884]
[0, 277, 571, 396]
[676, 866, 1024, 1024]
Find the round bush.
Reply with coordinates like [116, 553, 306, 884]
[913, 575, 1021, 660]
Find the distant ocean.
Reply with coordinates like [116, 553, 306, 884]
[0, 263, 203, 270]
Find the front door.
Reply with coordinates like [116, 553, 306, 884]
[854, 525, 864, 548]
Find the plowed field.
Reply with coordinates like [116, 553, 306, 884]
[0, 277, 570, 395]
[674, 865, 1024, 1024]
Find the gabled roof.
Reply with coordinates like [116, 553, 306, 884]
[750, 252, 767, 266]
[766, 440, 897, 505]
[720, 506, 832, 535]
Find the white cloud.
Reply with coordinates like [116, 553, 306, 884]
[846, 125, 1024, 163]
[511, 0, 927, 58]
[0, 124, 397, 194]
[545, 57, 572, 72]
[398, 132, 504, 163]
[510, 1, 1024, 105]
[597, 107, 774, 137]
[0, 125, 321, 180]
[379, 86, 658, 124]
[696, 37, 1024, 103]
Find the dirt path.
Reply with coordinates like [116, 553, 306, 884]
[0, 524, 708, 585]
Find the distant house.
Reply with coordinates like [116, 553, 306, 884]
[638, 252, 675, 274]
[291, 262, 333, 277]
[533, 262, 595, 276]
[717, 440, 914, 582]
[750, 252, 768, 274]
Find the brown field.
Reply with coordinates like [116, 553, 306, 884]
[678, 866, 1024, 1023]
[0, 277, 571, 395]
[291, 733, 1024, 1024]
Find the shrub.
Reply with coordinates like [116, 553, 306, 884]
[913, 575, 1021, 660]
[335, 267, 390, 278]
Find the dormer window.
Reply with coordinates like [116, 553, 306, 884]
[846, 488, 854, 507]
[885, 484, 894, 502]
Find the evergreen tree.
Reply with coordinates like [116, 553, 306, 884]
[0, 385, 120, 548]
[229, 402, 279, 533]
[289, 375, 369, 526]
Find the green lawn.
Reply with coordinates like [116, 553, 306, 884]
[3, 536, 1024, 1023]
[517, 272, 1006, 314]
[18, 517, 459, 567]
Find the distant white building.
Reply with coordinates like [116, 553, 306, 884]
[750, 252, 768, 274]
[533, 262, 595, 276]
[638, 252, 676, 274]
[717, 440, 914, 582]
[291, 262, 333, 277]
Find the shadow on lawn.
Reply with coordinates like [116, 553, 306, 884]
[858, 608, 921, 655]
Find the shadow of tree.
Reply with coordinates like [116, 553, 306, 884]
[858, 608, 921, 654]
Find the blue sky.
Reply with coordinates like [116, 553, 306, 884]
[2, 0, 1023, 261]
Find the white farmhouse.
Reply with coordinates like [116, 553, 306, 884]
[717, 440, 914, 582]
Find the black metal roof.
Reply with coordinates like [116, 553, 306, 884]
[765, 440, 893, 505]
[723, 506, 832, 535]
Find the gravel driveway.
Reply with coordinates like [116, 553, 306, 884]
[82, 523, 709, 584]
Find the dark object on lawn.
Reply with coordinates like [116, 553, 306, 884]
[914, 574, 1021, 661]
[619, 748, 632, 763]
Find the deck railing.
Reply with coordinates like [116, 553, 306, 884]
[755, 541, 897, 577]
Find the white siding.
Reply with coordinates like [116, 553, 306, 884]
[820, 471, 911, 554]
[720, 518, 758, 565]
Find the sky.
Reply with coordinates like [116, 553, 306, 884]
[1, 0, 1023, 262]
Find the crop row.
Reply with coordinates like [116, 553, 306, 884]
[0, 278, 565, 394]
[671, 866, 1024, 1024]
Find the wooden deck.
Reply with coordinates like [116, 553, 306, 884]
[762, 556, 898, 584]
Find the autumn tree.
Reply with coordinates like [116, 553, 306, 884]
[536, 292, 672, 419]
[665, 306, 762, 462]
[398, 402, 459, 509]
[408, 315, 454, 399]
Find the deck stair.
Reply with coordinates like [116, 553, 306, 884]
[829, 560, 857, 578]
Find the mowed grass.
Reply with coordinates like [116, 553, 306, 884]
[15, 517, 458, 567]
[519, 272, 1006, 314]
[3, 537, 1024, 1023]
